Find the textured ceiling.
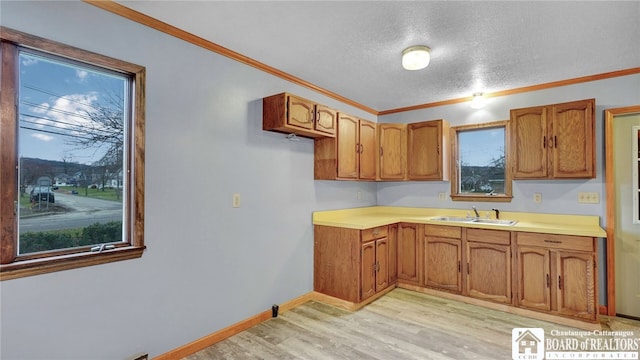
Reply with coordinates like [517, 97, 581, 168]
[117, 1, 640, 112]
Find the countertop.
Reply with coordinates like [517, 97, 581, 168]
[312, 206, 607, 238]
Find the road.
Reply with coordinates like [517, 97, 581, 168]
[20, 191, 124, 232]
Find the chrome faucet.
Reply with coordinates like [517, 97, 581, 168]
[472, 206, 480, 218]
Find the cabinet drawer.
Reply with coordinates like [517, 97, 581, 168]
[466, 228, 510, 245]
[516, 232, 594, 252]
[362, 226, 388, 242]
[424, 225, 461, 239]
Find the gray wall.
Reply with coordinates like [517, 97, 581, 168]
[1, 2, 639, 359]
[0, 2, 377, 359]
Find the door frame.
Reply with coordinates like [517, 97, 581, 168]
[604, 105, 640, 316]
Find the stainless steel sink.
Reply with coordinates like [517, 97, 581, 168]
[429, 216, 518, 226]
[470, 218, 518, 226]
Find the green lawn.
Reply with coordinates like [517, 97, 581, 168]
[58, 186, 123, 202]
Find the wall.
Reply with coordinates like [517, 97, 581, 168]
[0, 2, 377, 359]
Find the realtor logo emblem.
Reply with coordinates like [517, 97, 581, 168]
[512, 328, 545, 360]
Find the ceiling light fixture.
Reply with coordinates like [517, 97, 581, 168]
[470, 92, 487, 109]
[402, 45, 431, 70]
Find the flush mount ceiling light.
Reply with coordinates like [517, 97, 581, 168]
[402, 45, 431, 70]
[470, 92, 487, 109]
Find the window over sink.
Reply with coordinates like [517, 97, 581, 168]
[450, 120, 512, 202]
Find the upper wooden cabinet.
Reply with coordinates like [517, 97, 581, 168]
[315, 114, 377, 180]
[510, 99, 595, 179]
[407, 119, 450, 180]
[263, 93, 336, 138]
[378, 124, 406, 180]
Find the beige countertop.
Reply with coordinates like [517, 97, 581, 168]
[313, 206, 607, 238]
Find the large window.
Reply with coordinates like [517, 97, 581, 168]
[1, 27, 146, 280]
[450, 121, 512, 202]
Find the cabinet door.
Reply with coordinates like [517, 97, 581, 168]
[556, 251, 596, 320]
[359, 120, 377, 180]
[510, 106, 548, 179]
[378, 124, 405, 180]
[467, 242, 511, 304]
[407, 120, 446, 180]
[516, 246, 551, 311]
[388, 224, 398, 284]
[375, 238, 389, 292]
[361, 240, 376, 301]
[337, 114, 359, 179]
[398, 223, 421, 285]
[287, 94, 315, 131]
[314, 104, 337, 136]
[425, 237, 462, 293]
[549, 99, 595, 178]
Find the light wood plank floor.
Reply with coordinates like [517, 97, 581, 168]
[185, 289, 640, 359]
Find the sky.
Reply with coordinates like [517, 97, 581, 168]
[458, 127, 504, 167]
[18, 49, 127, 165]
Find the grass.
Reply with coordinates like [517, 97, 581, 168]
[57, 186, 123, 202]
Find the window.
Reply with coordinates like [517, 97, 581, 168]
[450, 120, 512, 202]
[1, 27, 145, 280]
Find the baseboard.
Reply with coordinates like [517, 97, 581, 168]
[154, 292, 315, 360]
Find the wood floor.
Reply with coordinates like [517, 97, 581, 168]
[185, 288, 640, 360]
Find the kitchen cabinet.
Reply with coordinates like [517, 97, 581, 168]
[510, 98, 595, 179]
[397, 222, 422, 286]
[516, 232, 597, 321]
[407, 119, 450, 180]
[314, 114, 376, 180]
[424, 225, 462, 293]
[378, 124, 406, 180]
[465, 228, 512, 304]
[263, 92, 336, 138]
[388, 223, 398, 284]
[314, 225, 390, 303]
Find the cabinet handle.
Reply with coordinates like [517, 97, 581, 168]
[558, 276, 562, 290]
[544, 239, 562, 244]
[356, 143, 360, 153]
[360, 144, 364, 153]
[546, 274, 550, 288]
[554, 136, 558, 148]
[380, 147, 383, 156]
[543, 136, 546, 148]
[458, 261, 461, 272]
[467, 262, 470, 275]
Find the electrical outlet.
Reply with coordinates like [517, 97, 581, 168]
[578, 192, 600, 204]
[232, 193, 241, 208]
[533, 193, 542, 203]
[357, 191, 362, 200]
[438, 192, 446, 201]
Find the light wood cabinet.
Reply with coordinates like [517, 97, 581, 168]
[314, 225, 390, 303]
[510, 99, 595, 179]
[315, 114, 376, 180]
[388, 223, 398, 284]
[465, 228, 512, 304]
[424, 225, 462, 293]
[407, 119, 450, 180]
[263, 92, 336, 138]
[378, 124, 406, 180]
[397, 222, 422, 286]
[516, 232, 597, 321]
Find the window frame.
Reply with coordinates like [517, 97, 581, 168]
[0, 27, 146, 280]
[449, 120, 513, 202]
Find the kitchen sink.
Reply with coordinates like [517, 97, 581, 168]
[429, 216, 518, 226]
[471, 218, 518, 226]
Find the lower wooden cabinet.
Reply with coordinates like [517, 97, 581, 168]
[424, 225, 462, 293]
[388, 224, 398, 284]
[314, 225, 390, 303]
[516, 232, 597, 320]
[465, 229, 512, 304]
[397, 222, 422, 285]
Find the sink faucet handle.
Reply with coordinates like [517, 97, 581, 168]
[472, 206, 480, 218]
[491, 208, 500, 219]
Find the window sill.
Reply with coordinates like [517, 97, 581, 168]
[0, 246, 145, 281]
[450, 194, 513, 203]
